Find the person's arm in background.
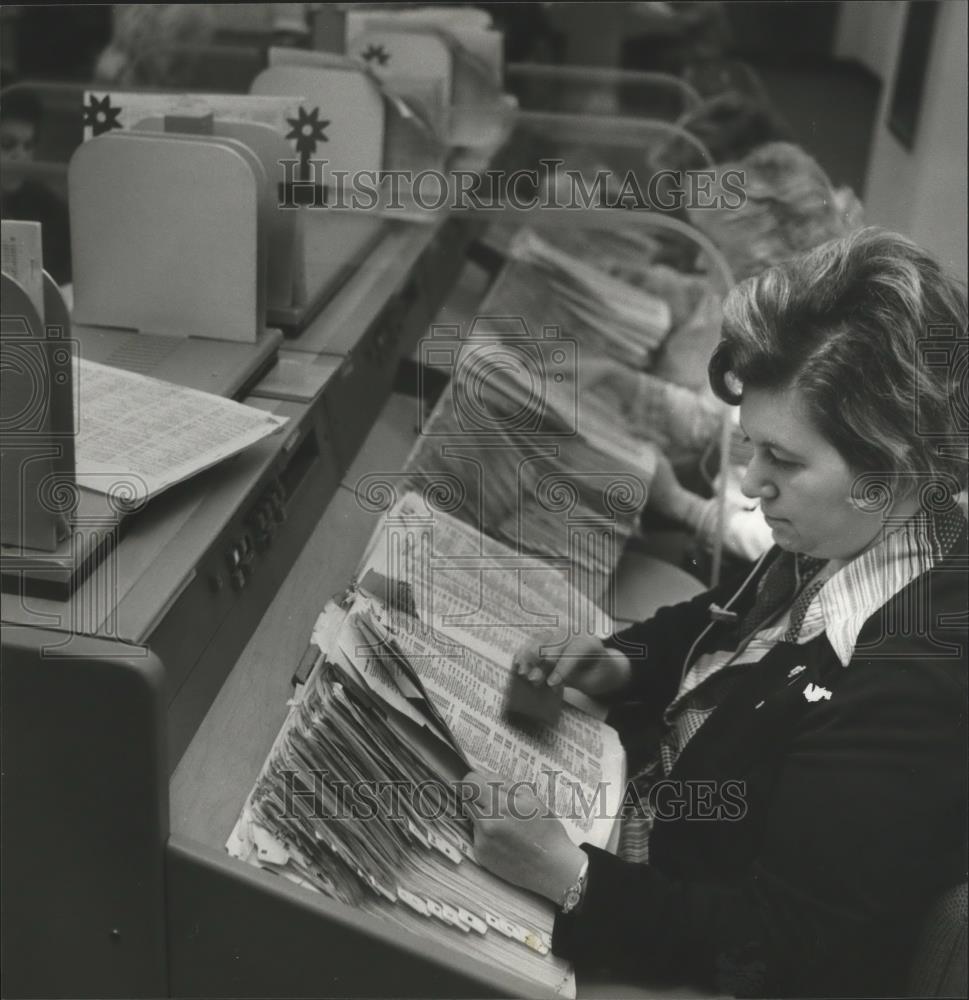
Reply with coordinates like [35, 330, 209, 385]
[648, 447, 773, 563]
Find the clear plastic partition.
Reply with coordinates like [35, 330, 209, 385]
[411, 205, 736, 589]
[681, 57, 770, 103]
[506, 63, 702, 122]
[0, 78, 286, 167]
[0, 72, 261, 198]
[501, 111, 715, 220]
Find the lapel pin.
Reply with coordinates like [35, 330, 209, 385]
[803, 683, 832, 703]
[788, 665, 806, 678]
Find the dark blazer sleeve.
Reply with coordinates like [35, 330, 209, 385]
[603, 559, 763, 713]
[554, 614, 968, 994]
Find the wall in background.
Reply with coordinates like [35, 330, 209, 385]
[837, 0, 967, 277]
[724, 1, 840, 61]
[835, 1, 901, 77]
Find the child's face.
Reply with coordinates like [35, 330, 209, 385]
[0, 119, 36, 193]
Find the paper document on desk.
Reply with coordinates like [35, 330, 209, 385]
[228, 642, 576, 996]
[406, 358, 654, 598]
[366, 601, 624, 851]
[353, 491, 625, 850]
[74, 359, 287, 504]
[227, 492, 633, 997]
[356, 489, 616, 653]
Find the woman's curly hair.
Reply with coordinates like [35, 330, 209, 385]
[709, 227, 968, 495]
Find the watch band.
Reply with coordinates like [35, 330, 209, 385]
[559, 856, 589, 914]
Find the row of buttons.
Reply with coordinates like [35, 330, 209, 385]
[247, 480, 287, 552]
[211, 480, 288, 593]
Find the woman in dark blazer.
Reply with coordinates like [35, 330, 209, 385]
[466, 227, 968, 997]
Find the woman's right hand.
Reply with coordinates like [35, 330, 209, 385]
[512, 635, 634, 699]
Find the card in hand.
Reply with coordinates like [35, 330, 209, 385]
[504, 671, 564, 727]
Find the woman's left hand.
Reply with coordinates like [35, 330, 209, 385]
[463, 769, 588, 904]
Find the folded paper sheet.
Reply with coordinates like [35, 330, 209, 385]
[74, 359, 287, 504]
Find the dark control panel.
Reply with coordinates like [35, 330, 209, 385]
[217, 479, 288, 593]
[152, 414, 339, 770]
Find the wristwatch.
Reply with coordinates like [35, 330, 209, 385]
[559, 856, 589, 914]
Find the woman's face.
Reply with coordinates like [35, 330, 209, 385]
[738, 385, 904, 561]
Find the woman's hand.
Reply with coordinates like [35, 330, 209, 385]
[463, 770, 587, 904]
[512, 635, 633, 699]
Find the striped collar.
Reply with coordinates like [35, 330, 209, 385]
[761, 507, 967, 665]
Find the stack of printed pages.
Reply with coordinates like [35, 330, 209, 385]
[228, 491, 626, 997]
